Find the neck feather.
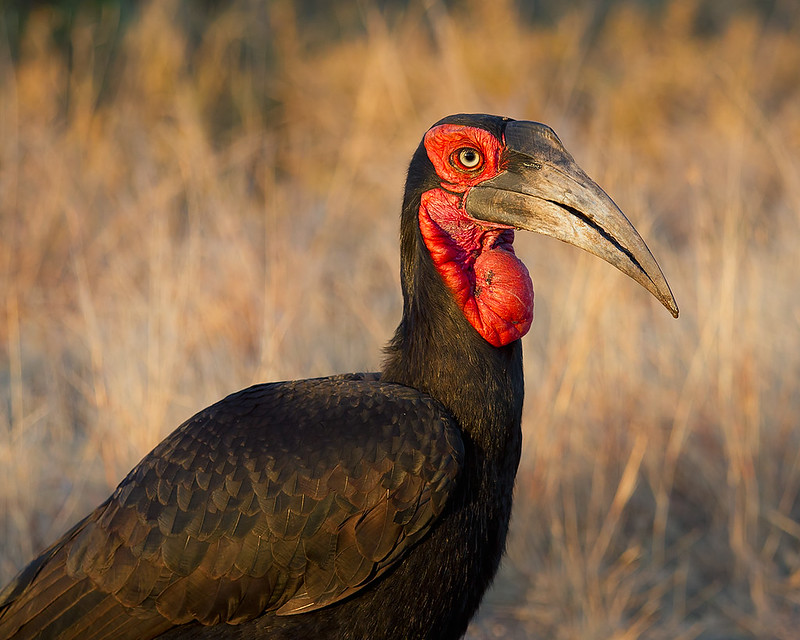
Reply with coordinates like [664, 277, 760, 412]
[382, 193, 525, 458]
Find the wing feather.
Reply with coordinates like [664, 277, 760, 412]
[0, 374, 463, 638]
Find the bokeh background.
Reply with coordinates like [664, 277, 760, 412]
[1, 0, 799, 637]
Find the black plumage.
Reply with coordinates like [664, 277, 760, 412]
[0, 114, 677, 639]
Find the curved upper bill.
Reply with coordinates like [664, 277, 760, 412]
[465, 120, 679, 318]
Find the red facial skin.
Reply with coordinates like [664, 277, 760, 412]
[419, 124, 534, 347]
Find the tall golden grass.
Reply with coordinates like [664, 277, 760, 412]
[1, 1, 799, 637]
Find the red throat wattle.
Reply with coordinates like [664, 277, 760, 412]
[419, 124, 534, 347]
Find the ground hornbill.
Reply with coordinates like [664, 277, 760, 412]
[0, 114, 678, 639]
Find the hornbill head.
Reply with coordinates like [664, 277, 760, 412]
[408, 114, 678, 347]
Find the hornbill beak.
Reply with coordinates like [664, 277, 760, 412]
[465, 121, 679, 318]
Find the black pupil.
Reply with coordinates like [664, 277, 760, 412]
[461, 150, 478, 166]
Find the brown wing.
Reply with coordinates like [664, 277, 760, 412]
[0, 374, 463, 639]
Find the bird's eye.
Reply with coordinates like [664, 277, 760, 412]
[453, 147, 483, 171]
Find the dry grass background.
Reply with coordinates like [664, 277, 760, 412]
[1, 0, 800, 637]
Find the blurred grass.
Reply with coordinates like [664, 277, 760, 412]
[1, 0, 800, 637]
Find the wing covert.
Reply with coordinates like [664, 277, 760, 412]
[56, 374, 463, 627]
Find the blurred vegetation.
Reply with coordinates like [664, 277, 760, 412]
[1, 0, 800, 638]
